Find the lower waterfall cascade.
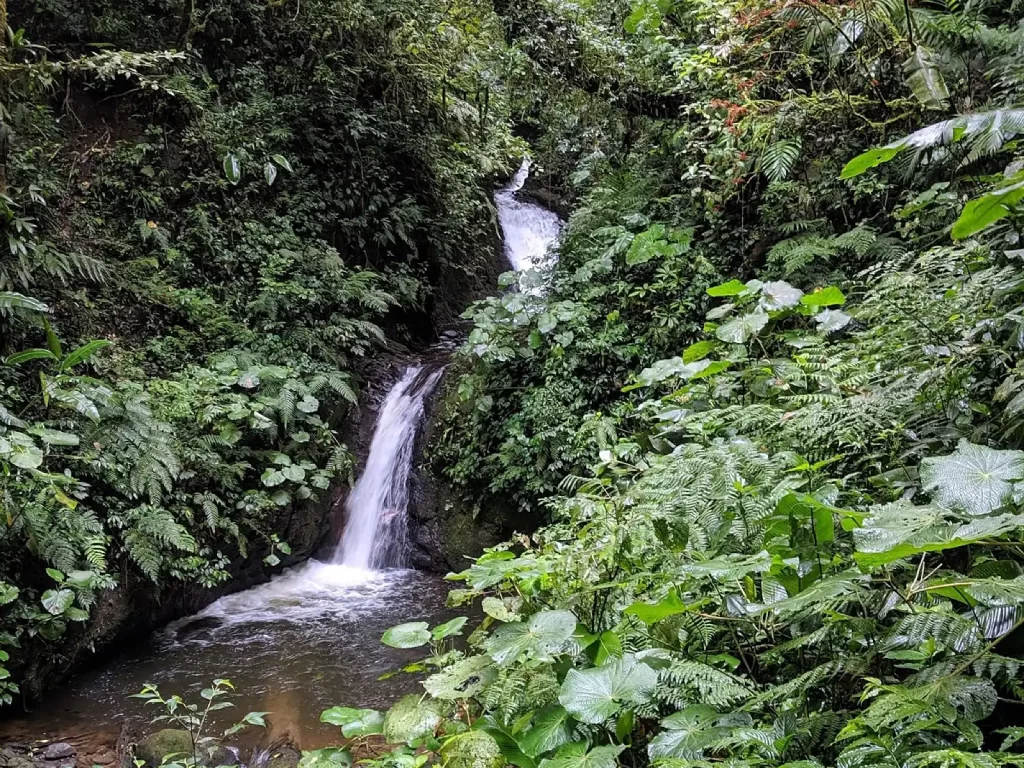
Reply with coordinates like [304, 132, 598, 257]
[334, 364, 445, 570]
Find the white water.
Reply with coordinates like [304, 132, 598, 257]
[494, 159, 562, 274]
[334, 364, 444, 569]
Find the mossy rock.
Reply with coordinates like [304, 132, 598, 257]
[135, 731, 237, 768]
[135, 730, 194, 767]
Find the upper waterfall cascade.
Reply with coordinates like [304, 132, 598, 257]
[494, 159, 562, 274]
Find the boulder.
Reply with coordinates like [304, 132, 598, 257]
[40, 745, 74, 762]
[134, 730, 193, 767]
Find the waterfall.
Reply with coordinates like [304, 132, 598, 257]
[494, 159, 562, 274]
[333, 364, 444, 570]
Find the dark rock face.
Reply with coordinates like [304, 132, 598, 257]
[407, 366, 521, 573]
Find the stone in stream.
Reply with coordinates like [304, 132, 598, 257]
[39, 745, 74, 763]
[134, 730, 236, 768]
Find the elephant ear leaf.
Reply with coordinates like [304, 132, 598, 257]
[381, 621, 431, 648]
[423, 655, 496, 700]
[920, 440, 1024, 516]
[440, 730, 505, 768]
[517, 705, 574, 758]
[484, 610, 576, 665]
[557, 654, 658, 724]
[382, 695, 445, 744]
[320, 707, 384, 738]
[538, 743, 624, 768]
[952, 178, 1024, 241]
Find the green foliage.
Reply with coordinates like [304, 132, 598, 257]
[368, 6, 1024, 768]
[0, 0, 524, 701]
[131, 679, 268, 767]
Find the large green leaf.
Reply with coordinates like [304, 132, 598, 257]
[482, 596, 521, 622]
[423, 655, 497, 700]
[759, 281, 804, 310]
[904, 46, 950, 111]
[648, 705, 733, 760]
[440, 731, 504, 768]
[801, 286, 846, 307]
[716, 312, 769, 344]
[537, 743, 624, 768]
[706, 279, 748, 297]
[853, 501, 1024, 568]
[61, 340, 112, 371]
[517, 706, 574, 758]
[0, 292, 48, 314]
[41, 588, 74, 616]
[840, 144, 905, 179]
[432, 616, 468, 641]
[320, 707, 384, 737]
[382, 621, 432, 649]
[382, 695, 445, 744]
[0, 582, 19, 605]
[223, 153, 242, 185]
[636, 357, 712, 387]
[920, 440, 1024, 516]
[624, 590, 686, 624]
[952, 178, 1024, 241]
[5, 348, 58, 365]
[814, 309, 851, 334]
[558, 654, 658, 724]
[484, 610, 576, 666]
[9, 440, 43, 470]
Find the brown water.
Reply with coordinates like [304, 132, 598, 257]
[0, 563, 457, 750]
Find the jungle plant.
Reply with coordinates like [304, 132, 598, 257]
[131, 679, 268, 768]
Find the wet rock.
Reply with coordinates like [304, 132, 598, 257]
[266, 746, 300, 768]
[40, 744, 75, 762]
[134, 732, 238, 768]
[0, 744, 35, 768]
[84, 749, 116, 767]
[134, 730, 193, 767]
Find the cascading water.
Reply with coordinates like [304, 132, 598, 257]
[494, 159, 562, 275]
[0, 161, 563, 750]
[335, 364, 444, 570]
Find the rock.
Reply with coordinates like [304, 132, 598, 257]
[267, 746, 300, 768]
[84, 750, 116, 767]
[40, 745, 74, 762]
[0, 744, 35, 768]
[134, 730, 193, 767]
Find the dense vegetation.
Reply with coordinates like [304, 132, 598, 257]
[7, 5, 1024, 768]
[319, 4, 1024, 768]
[0, 0, 519, 698]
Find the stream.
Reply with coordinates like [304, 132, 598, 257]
[0, 161, 561, 752]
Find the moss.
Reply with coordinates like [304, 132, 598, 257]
[135, 730, 194, 767]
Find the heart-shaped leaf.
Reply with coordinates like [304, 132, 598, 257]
[558, 654, 658, 724]
[382, 621, 431, 649]
[484, 610, 577, 666]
